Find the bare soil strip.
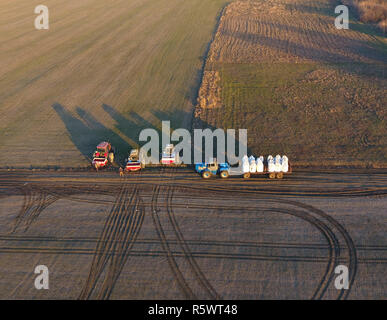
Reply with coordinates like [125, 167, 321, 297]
[150, 184, 197, 299]
[0, 171, 385, 299]
[79, 182, 144, 300]
[11, 186, 58, 233]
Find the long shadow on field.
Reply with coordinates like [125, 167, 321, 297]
[102, 104, 163, 162]
[249, 20, 386, 65]
[101, 104, 249, 165]
[102, 104, 157, 145]
[221, 24, 386, 80]
[52, 103, 130, 164]
[285, 0, 386, 37]
[103, 105, 181, 158]
[284, 0, 349, 19]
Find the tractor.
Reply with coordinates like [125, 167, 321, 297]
[125, 149, 144, 172]
[195, 158, 230, 179]
[92, 141, 114, 170]
[161, 144, 180, 165]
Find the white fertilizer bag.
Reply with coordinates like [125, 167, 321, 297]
[267, 155, 275, 172]
[256, 156, 264, 173]
[275, 155, 282, 172]
[249, 157, 257, 173]
[242, 156, 250, 173]
[282, 155, 289, 172]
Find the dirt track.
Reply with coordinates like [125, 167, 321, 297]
[0, 168, 385, 299]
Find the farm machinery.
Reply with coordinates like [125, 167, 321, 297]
[92, 141, 114, 170]
[242, 154, 291, 179]
[161, 144, 180, 165]
[125, 149, 145, 172]
[195, 158, 230, 179]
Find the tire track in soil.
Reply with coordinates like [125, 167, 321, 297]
[162, 183, 344, 300]
[277, 199, 358, 300]
[166, 169, 221, 299]
[7, 182, 387, 209]
[153, 177, 340, 299]
[79, 184, 128, 299]
[176, 183, 387, 199]
[4, 172, 387, 201]
[79, 177, 145, 300]
[0, 235, 383, 252]
[150, 183, 196, 299]
[0, 246, 384, 264]
[182, 184, 354, 300]
[169, 183, 359, 299]
[265, 206, 340, 300]
[96, 189, 145, 300]
[11, 186, 58, 233]
[0, 173, 362, 299]
[1, 199, 349, 299]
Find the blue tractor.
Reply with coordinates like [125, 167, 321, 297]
[195, 158, 230, 179]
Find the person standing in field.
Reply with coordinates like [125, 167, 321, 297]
[119, 167, 124, 177]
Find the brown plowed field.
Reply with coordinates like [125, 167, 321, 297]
[207, 0, 385, 63]
[0, 169, 386, 299]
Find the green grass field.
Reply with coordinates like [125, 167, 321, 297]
[214, 62, 386, 164]
[0, 0, 229, 167]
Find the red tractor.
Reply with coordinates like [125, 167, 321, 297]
[92, 142, 114, 170]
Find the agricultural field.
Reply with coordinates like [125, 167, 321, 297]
[0, 0, 228, 168]
[194, 0, 387, 166]
[0, 0, 386, 301]
[0, 169, 386, 299]
[343, 0, 387, 33]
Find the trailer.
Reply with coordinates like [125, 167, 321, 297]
[242, 155, 292, 179]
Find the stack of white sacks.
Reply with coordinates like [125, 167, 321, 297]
[241, 155, 265, 173]
[242, 154, 289, 173]
[268, 154, 289, 173]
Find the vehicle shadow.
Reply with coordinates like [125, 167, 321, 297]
[54, 102, 249, 167]
[52, 103, 130, 165]
[102, 104, 157, 146]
